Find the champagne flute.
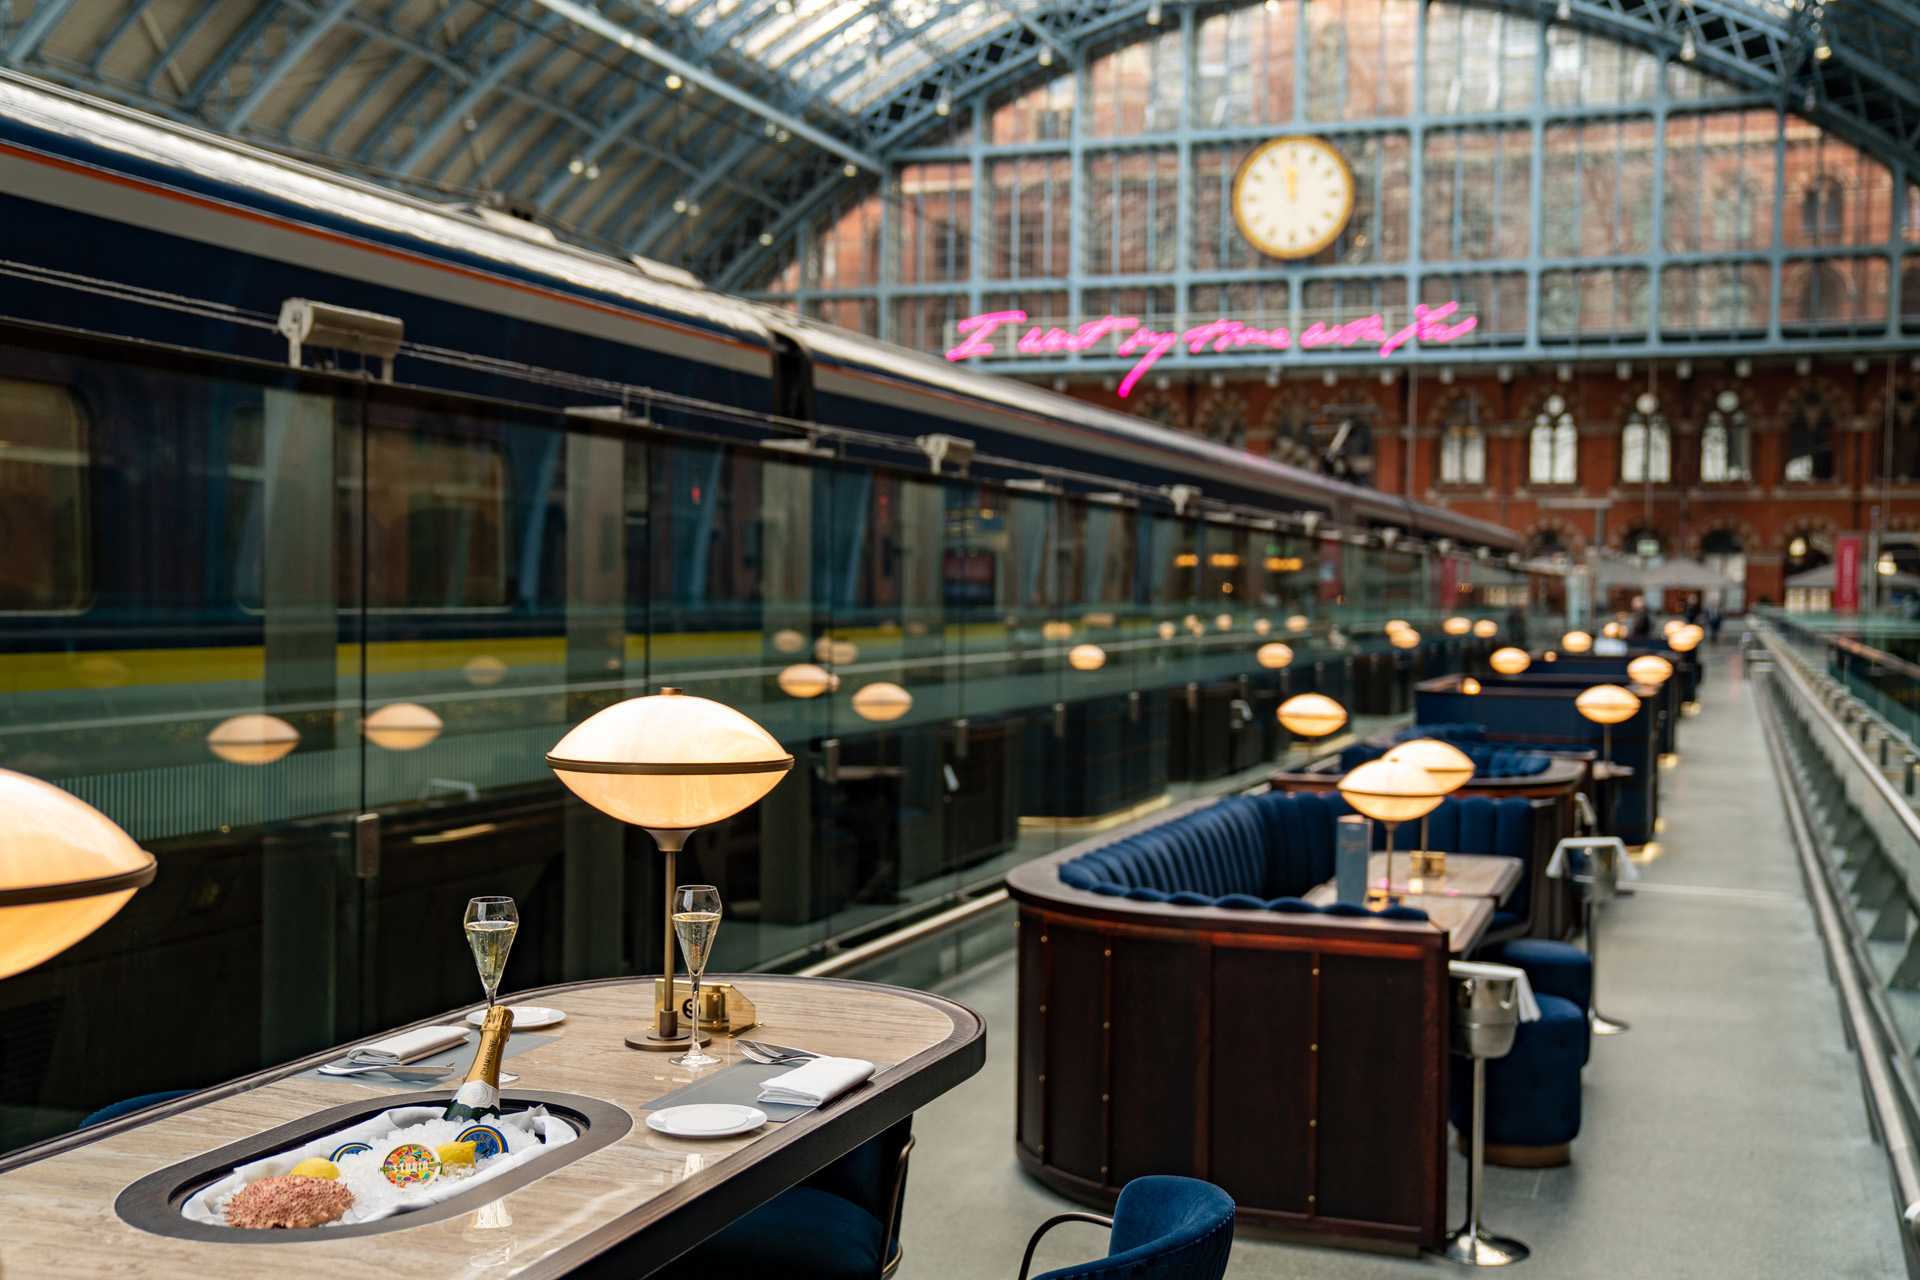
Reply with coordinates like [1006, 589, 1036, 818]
[464, 896, 518, 1008]
[671, 885, 722, 1068]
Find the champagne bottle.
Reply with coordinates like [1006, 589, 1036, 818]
[443, 1005, 514, 1123]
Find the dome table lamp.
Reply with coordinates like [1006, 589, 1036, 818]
[547, 688, 792, 1051]
[1389, 627, 1421, 650]
[1278, 693, 1347, 758]
[0, 769, 156, 981]
[363, 702, 443, 751]
[1473, 619, 1498, 639]
[1068, 644, 1107, 672]
[1488, 647, 1531, 675]
[1626, 655, 1674, 687]
[1561, 630, 1593, 654]
[1669, 624, 1703, 653]
[1256, 643, 1294, 670]
[1443, 617, 1471, 636]
[1338, 759, 1449, 906]
[1383, 739, 1476, 878]
[1575, 683, 1641, 773]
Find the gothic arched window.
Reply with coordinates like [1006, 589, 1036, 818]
[1437, 395, 1485, 485]
[1529, 396, 1577, 485]
[1784, 388, 1835, 482]
[1621, 406, 1670, 483]
[1700, 389, 1751, 483]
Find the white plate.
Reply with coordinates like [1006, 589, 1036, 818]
[647, 1104, 768, 1139]
[468, 1005, 565, 1029]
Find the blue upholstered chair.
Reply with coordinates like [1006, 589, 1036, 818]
[653, 1117, 915, 1280]
[1017, 1176, 1236, 1280]
[79, 1089, 193, 1128]
[1448, 994, 1586, 1164]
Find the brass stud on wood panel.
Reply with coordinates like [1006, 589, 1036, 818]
[1312, 968, 1320, 976]
[1308, 1195, 1316, 1204]
[1039, 1005, 1046, 1013]
[1310, 1043, 1318, 1051]
[1104, 949, 1111, 956]
[1102, 1094, 1109, 1101]
[1041, 936, 1048, 943]
[1309, 1119, 1317, 1127]
[1102, 1021, 1110, 1029]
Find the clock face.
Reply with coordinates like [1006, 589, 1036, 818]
[1232, 137, 1356, 260]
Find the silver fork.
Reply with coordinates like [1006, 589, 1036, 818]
[738, 1039, 819, 1063]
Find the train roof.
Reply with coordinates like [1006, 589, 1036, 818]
[0, 71, 1519, 554]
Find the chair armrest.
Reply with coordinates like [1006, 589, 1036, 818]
[1016, 1212, 1115, 1280]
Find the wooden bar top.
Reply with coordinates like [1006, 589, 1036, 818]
[0, 975, 984, 1280]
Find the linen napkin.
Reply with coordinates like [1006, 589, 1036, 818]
[756, 1056, 875, 1107]
[1448, 960, 1541, 1022]
[319, 1024, 471, 1074]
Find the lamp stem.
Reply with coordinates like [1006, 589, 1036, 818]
[1602, 723, 1612, 771]
[1381, 820, 1397, 904]
[661, 844, 678, 1037]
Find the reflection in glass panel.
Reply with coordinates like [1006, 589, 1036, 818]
[1086, 30, 1185, 137]
[1782, 119, 1893, 248]
[1420, 273, 1527, 340]
[987, 157, 1073, 280]
[1539, 267, 1650, 338]
[1422, 128, 1531, 260]
[1193, 2, 1296, 127]
[1544, 24, 1660, 108]
[990, 76, 1074, 144]
[1659, 262, 1770, 334]
[1542, 118, 1657, 258]
[0, 378, 89, 612]
[1084, 150, 1180, 274]
[354, 421, 508, 611]
[1190, 281, 1289, 329]
[1305, 0, 1416, 120]
[1425, 3, 1536, 114]
[895, 162, 972, 285]
[1300, 276, 1408, 329]
[1781, 257, 1890, 332]
[1663, 110, 1778, 253]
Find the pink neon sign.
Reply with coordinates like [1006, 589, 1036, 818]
[945, 302, 1479, 397]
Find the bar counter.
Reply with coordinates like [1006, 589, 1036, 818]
[0, 974, 985, 1279]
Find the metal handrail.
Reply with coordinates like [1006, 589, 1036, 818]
[795, 890, 1010, 979]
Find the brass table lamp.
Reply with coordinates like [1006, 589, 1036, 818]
[0, 768, 156, 980]
[1382, 739, 1476, 877]
[1338, 759, 1448, 906]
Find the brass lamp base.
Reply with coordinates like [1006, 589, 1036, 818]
[1365, 888, 1403, 908]
[1411, 851, 1447, 876]
[627, 1025, 713, 1051]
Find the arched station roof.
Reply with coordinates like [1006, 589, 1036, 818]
[7, 0, 1917, 282]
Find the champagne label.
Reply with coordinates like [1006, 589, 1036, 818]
[450, 1079, 499, 1111]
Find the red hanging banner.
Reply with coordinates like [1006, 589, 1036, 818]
[1833, 534, 1862, 613]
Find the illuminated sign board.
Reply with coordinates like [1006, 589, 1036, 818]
[945, 303, 1479, 397]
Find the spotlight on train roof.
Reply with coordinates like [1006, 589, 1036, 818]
[277, 299, 403, 382]
[917, 433, 975, 475]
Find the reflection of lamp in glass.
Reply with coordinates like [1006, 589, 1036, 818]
[1041, 620, 1074, 641]
[1444, 617, 1471, 636]
[1384, 738, 1476, 876]
[1278, 693, 1347, 750]
[1386, 620, 1409, 632]
[1561, 630, 1593, 653]
[1880, 551, 1899, 577]
[852, 682, 913, 722]
[464, 655, 508, 687]
[1256, 643, 1294, 670]
[1489, 647, 1531, 675]
[207, 714, 299, 765]
[363, 702, 443, 751]
[1068, 644, 1107, 671]
[1158, 621, 1177, 640]
[1601, 621, 1626, 639]
[1626, 655, 1674, 686]
[1287, 614, 1310, 633]
[1215, 614, 1233, 631]
[1669, 625, 1703, 652]
[771, 629, 807, 654]
[1254, 618, 1272, 635]
[1389, 628, 1420, 650]
[777, 664, 838, 698]
[1575, 683, 1641, 772]
[1543, 650, 1557, 662]
[814, 637, 858, 665]
[1462, 677, 1482, 695]
[1473, 619, 1498, 638]
[1338, 759, 1448, 906]
[1662, 619, 1683, 638]
[0, 770, 157, 980]
[547, 688, 791, 1049]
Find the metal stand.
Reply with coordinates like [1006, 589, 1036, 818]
[1585, 894, 1629, 1035]
[629, 827, 711, 1052]
[1547, 836, 1630, 1036]
[1436, 1057, 1531, 1267]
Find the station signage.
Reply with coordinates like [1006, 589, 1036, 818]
[945, 302, 1479, 397]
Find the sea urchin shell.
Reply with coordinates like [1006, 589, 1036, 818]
[223, 1174, 355, 1229]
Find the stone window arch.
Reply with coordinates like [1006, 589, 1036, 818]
[1436, 393, 1485, 485]
[1699, 388, 1751, 483]
[1783, 386, 1836, 482]
[1529, 394, 1577, 485]
[1621, 403, 1670, 484]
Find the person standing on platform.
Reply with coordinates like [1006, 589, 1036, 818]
[1629, 595, 1653, 639]
[1683, 593, 1702, 626]
[1707, 602, 1724, 644]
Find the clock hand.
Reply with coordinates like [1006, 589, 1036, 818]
[1286, 166, 1298, 200]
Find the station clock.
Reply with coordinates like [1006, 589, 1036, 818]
[1232, 136, 1356, 260]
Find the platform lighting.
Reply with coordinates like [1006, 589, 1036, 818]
[777, 664, 838, 698]
[1041, 621, 1074, 641]
[1662, 619, 1684, 637]
[547, 689, 791, 1049]
[1489, 647, 1531, 675]
[1278, 693, 1347, 741]
[1627, 655, 1674, 686]
[1068, 644, 1108, 671]
[1386, 619, 1410, 632]
[1256, 643, 1294, 670]
[1146, 0, 1162, 21]
[207, 714, 300, 765]
[664, 74, 683, 89]
[1556, 0, 1571, 18]
[1543, 651, 1558, 662]
[814, 637, 858, 665]
[0, 770, 157, 980]
[1678, 29, 1696, 60]
[363, 702, 443, 751]
[1814, 32, 1832, 59]
[1561, 631, 1593, 654]
[759, 232, 775, 246]
[1444, 617, 1472, 636]
[852, 682, 914, 722]
[1473, 620, 1499, 639]
[1880, 552, 1899, 576]
[1038, 45, 1054, 65]
[934, 89, 953, 115]
[1338, 759, 1448, 906]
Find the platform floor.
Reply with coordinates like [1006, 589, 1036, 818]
[899, 639, 1907, 1279]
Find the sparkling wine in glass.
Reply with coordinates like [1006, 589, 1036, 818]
[464, 896, 519, 1008]
[671, 885, 722, 1068]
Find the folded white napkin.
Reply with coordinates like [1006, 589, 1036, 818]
[319, 1025, 470, 1073]
[756, 1056, 875, 1107]
[1449, 960, 1542, 1022]
[1545, 837, 1638, 882]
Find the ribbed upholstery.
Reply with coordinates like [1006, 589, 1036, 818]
[1449, 994, 1586, 1149]
[1477, 939, 1593, 1066]
[1032, 1176, 1236, 1280]
[1390, 722, 1487, 744]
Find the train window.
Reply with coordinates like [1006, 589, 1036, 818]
[0, 379, 90, 612]
[357, 426, 508, 610]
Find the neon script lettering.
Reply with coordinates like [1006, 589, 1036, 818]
[944, 303, 1478, 396]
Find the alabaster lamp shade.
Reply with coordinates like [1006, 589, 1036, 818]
[207, 713, 299, 765]
[1254, 618, 1272, 635]
[1575, 683, 1641, 726]
[771, 629, 808, 654]
[1256, 642, 1294, 670]
[1669, 625, 1703, 652]
[1389, 628, 1421, 650]
[777, 663, 839, 698]
[1561, 630, 1593, 654]
[1662, 619, 1684, 637]
[0, 770, 156, 980]
[1158, 621, 1178, 640]
[1384, 739, 1476, 793]
[1443, 617, 1471, 636]
[1473, 619, 1499, 638]
[1627, 655, 1675, 686]
[1489, 647, 1531, 675]
[463, 654, 508, 687]
[1287, 614, 1310, 633]
[1385, 619, 1410, 633]
[363, 702, 443, 751]
[1041, 621, 1074, 641]
[1278, 693, 1347, 739]
[547, 689, 793, 834]
[1338, 758, 1449, 824]
[852, 682, 914, 722]
[1068, 644, 1107, 671]
[1602, 621, 1626, 639]
[1461, 677, 1483, 695]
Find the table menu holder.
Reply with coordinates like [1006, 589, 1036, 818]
[1336, 815, 1371, 904]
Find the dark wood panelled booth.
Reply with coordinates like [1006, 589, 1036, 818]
[1006, 828, 1451, 1253]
